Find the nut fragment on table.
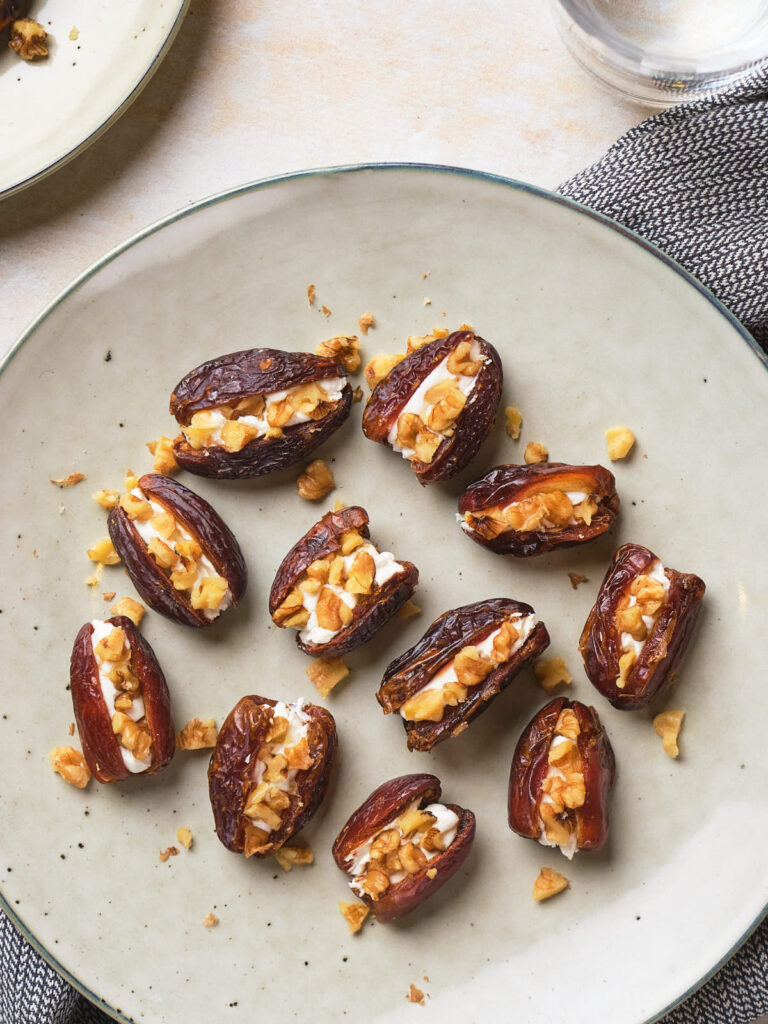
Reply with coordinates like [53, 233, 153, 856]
[358, 312, 375, 335]
[49, 746, 91, 789]
[653, 709, 685, 758]
[306, 656, 349, 697]
[92, 489, 119, 510]
[275, 843, 314, 872]
[524, 441, 548, 464]
[176, 717, 217, 749]
[568, 572, 588, 589]
[87, 537, 120, 565]
[50, 472, 85, 488]
[297, 459, 335, 501]
[535, 657, 573, 693]
[315, 335, 361, 372]
[406, 985, 425, 1005]
[605, 425, 635, 460]
[505, 406, 522, 439]
[532, 866, 569, 902]
[339, 901, 369, 934]
[9, 18, 48, 59]
[202, 912, 219, 928]
[177, 827, 193, 849]
[159, 846, 178, 862]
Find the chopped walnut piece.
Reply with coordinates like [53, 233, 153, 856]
[109, 597, 144, 626]
[426, 867, 437, 879]
[605, 425, 636, 461]
[159, 846, 179, 863]
[653, 709, 685, 758]
[49, 746, 90, 789]
[358, 312, 375, 334]
[146, 436, 179, 474]
[406, 984, 425, 1006]
[320, 305, 332, 317]
[315, 335, 360, 372]
[524, 441, 549, 464]
[176, 717, 217, 750]
[191, 576, 228, 611]
[102, 591, 116, 602]
[177, 827, 193, 850]
[535, 657, 573, 693]
[532, 866, 570, 902]
[50, 472, 85, 488]
[339, 901, 369, 934]
[275, 844, 314, 872]
[69, 26, 79, 40]
[10, 19, 48, 60]
[85, 574, 100, 588]
[307, 284, 316, 306]
[306, 656, 349, 697]
[297, 459, 335, 501]
[202, 912, 219, 928]
[92, 489, 119, 510]
[454, 645, 495, 687]
[397, 598, 421, 620]
[364, 352, 406, 389]
[67, 722, 75, 736]
[568, 572, 588, 589]
[505, 407, 523, 439]
[87, 537, 120, 565]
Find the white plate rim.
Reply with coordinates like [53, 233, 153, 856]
[0, 0, 191, 200]
[2, 161, 766, 1023]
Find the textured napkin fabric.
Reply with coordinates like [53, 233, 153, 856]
[3, 67, 768, 1024]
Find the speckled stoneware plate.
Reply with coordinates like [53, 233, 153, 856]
[2, 164, 767, 1024]
[0, 0, 189, 198]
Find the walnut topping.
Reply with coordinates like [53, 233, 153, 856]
[535, 657, 573, 693]
[445, 339, 482, 376]
[524, 441, 549, 464]
[92, 488, 119, 509]
[653, 709, 685, 758]
[539, 710, 585, 849]
[49, 746, 91, 789]
[454, 645, 494, 687]
[177, 827, 193, 849]
[406, 984, 425, 1006]
[306, 656, 349, 697]
[364, 352, 406, 389]
[87, 537, 120, 565]
[316, 335, 360, 372]
[112, 712, 151, 761]
[110, 596, 145, 626]
[190, 576, 229, 611]
[616, 648, 636, 689]
[339, 901, 369, 933]
[426, 867, 437, 879]
[176, 717, 217, 750]
[425, 379, 466, 432]
[605, 425, 636, 461]
[275, 844, 314, 872]
[532, 866, 570, 902]
[50, 472, 85, 488]
[146, 436, 179, 474]
[297, 459, 335, 501]
[273, 588, 311, 628]
[10, 19, 48, 60]
[159, 846, 179, 863]
[568, 572, 588, 589]
[94, 626, 127, 662]
[395, 413, 442, 464]
[505, 406, 523, 439]
[358, 312, 375, 335]
[202, 912, 219, 928]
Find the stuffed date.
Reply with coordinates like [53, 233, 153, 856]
[458, 462, 619, 557]
[508, 698, 615, 859]
[208, 695, 337, 858]
[169, 348, 353, 478]
[377, 598, 550, 751]
[269, 505, 418, 657]
[332, 773, 475, 922]
[69, 616, 175, 784]
[579, 542, 705, 710]
[0, 1, 29, 32]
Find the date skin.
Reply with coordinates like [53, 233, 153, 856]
[1, 1, 29, 32]
[69, 616, 175, 784]
[208, 695, 337, 857]
[170, 348, 353, 479]
[579, 542, 706, 710]
[332, 774, 476, 922]
[361, 330, 503, 485]
[377, 598, 550, 751]
[108, 473, 247, 628]
[269, 505, 418, 657]
[458, 462, 620, 557]
[508, 698, 615, 852]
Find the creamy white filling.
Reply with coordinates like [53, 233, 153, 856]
[399, 614, 536, 718]
[90, 619, 150, 774]
[348, 799, 459, 894]
[537, 735, 578, 860]
[130, 488, 232, 621]
[619, 559, 670, 658]
[298, 542, 403, 646]
[184, 377, 345, 445]
[247, 699, 311, 834]
[387, 344, 486, 459]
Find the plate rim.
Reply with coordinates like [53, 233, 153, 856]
[1, 0, 191, 200]
[3, 161, 766, 1024]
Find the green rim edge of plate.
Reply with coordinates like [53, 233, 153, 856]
[2, 161, 766, 1024]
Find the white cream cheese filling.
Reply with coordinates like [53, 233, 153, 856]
[537, 734, 578, 860]
[90, 619, 150, 774]
[129, 488, 232, 621]
[246, 699, 311, 834]
[619, 559, 670, 658]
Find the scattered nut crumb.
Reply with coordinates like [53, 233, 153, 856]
[110, 596, 145, 626]
[358, 312, 375, 334]
[315, 335, 360, 372]
[568, 572, 588, 589]
[653, 710, 685, 758]
[69, 26, 79, 40]
[306, 656, 349, 697]
[505, 407, 522, 439]
[307, 284, 316, 306]
[50, 472, 85, 488]
[92, 489, 119, 510]
[85, 574, 100, 588]
[87, 537, 120, 565]
[10, 18, 48, 60]
[524, 441, 548, 464]
[297, 459, 335, 501]
[176, 717, 218, 750]
[397, 599, 421, 620]
[159, 846, 179, 863]
[49, 747, 90, 789]
[406, 984, 425, 1006]
[533, 866, 570, 902]
[67, 722, 75, 736]
[339, 901, 369, 934]
[352, 386, 364, 403]
[102, 591, 116, 602]
[177, 827, 193, 850]
[320, 305, 332, 317]
[535, 657, 573, 693]
[605, 425, 635, 461]
[426, 867, 437, 879]
[203, 912, 219, 929]
[275, 844, 314, 872]
[125, 470, 139, 491]
[422, 272, 429, 279]
[423, 298, 431, 306]
[146, 436, 179, 475]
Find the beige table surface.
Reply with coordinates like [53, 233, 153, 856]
[0, 0, 648, 355]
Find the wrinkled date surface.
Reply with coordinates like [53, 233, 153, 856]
[269, 505, 418, 657]
[458, 462, 620, 557]
[0, 1, 29, 31]
[361, 329, 502, 484]
[508, 698, 615, 857]
[108, 473, 247, 628]
[208, 694, 337, 858]
[377, 598, 550, 751]
[169, 348, 353, 478]
[579, 542, 706, 710]
[332, 773, 475, 922]
[70, 615, 175, 784]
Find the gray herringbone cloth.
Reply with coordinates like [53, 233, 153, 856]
[2, 66, 768, 1024]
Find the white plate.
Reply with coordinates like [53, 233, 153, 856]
[0, 0, 188, 198]
[2, 165, 767, 1024]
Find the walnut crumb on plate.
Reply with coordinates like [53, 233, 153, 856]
[358, 312, 375, 334]
[653, 710, 685, 758]
[533, 866, 569, 902]
[176, 717, 217, 750]
[297, 459, 335, 501]
[406, 984, 425, 1005]
[306, 657, 349, 697]
[568, 572, 588, 589]
[339, 901, 369, 933]
[49, 747, 90, 789]
[524, 441, 548, 464]
[50, 472, 85, 488]
[177, 827, 193, 850]
[535, 657, 573, 693]
[203, 912, 219, 928]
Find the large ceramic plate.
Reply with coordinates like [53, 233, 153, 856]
[0, 0, 188, 198]
[2, 165, 767, 1024]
